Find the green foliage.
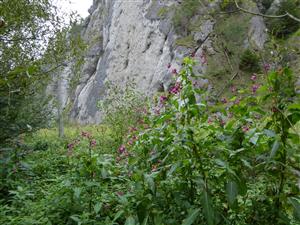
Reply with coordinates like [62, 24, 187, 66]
[173, 0, 202, 34]
[0, 0, 80, 144]
[97, 80, 146, 150]
[266, 0, 300, 38]
[1, 58, 299, 224]
[239, 49, 261, 73]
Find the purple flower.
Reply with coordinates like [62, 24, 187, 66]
[159, 95, 168, 104]
[231, 86, 237, 93]
[251, 74, 257, 81]
[81, 131, 92, 139]
[118, 145, 126, 154]
[242, 126, 250, 132]
[170, 82, 181, 94]
[251, 84, 259, 93]
[221, 98, 227, 104]
[264, 63, 270, 72]
[234, 98, 241, 105]
[172, 68, 178, 75]
[67, 143, 74, 150]
[90, 139, 96, 147]
[167, 63, 171, 69]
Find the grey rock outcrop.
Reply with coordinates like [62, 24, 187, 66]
[62, 0, 269, 124]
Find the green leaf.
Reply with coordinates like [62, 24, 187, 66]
[226, 181, 238, 205]
[201, 189, 214, 225]
[270, 140, 280, 159]
[73, 187, 81, 199]
[167, 162, 181, 177]
[289, 198, 300, 220]
[113, 210, 124, 222]
[125, 216, 136, 225]
[144, 174, 155, 193]
[182, 208, 200, 225]
[94, 202, 102, 214]
[263, 129, 276, 137]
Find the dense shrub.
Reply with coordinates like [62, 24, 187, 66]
[1, 58, 299, 224]
[266, 0, 300, 38]
[239, 49, 261, 72]
[97, 80, 146, 150]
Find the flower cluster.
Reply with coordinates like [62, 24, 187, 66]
[170, 82, 182, 94]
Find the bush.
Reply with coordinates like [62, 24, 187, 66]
[266, 0, 300, 38]
[97, 80, 146, 150]
[239, 49, 261, 72]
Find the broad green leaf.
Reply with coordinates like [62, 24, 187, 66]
[113, 210, 124, 222]
[226, 181, 238, 205]
[145, 174, 155, 193]
[167, 162, 181, 177]
[270, 140, 280, 159]
[201, 189, 214, 225]
[94, 202, 102, 214]
[182, 208, 200, 225]
[289, 198, 300, 220]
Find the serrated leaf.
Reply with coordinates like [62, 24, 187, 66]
[182, 208, 200, 225]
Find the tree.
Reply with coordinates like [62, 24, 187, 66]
[0, 0, 80, 143]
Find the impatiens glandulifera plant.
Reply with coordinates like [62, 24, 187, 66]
[119, 58, 300, 225]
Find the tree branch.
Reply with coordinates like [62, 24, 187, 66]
[234, 0, 300, 22]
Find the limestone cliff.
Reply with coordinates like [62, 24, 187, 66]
[60, 0, 298, 124]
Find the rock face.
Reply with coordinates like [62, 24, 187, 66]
[64, 0, 270, 124]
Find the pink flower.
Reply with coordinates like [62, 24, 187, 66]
[251, 84, 259, 93]
[264, 63, 270, 72]
[90, 139, 96, 147]
[154, 108, 160, 115]
[67, 143, 74, 150]
[221, 98, 227, 104]
[159, 95, 168, 104]
[191, 52, 195, 57]
[170, 82, 181, 94]
[234, 98, 241, 105]
[118, 145, 126, 154]
[231, 86, 237, 93]
[81, 131, 92, 139]
[208, 118, 213, 124]
[167, 63, 171, 69]
[251, 74, 257, 81]
[172, 68, 178, 75]
[242, 126, 250, 132]
[129, 127, 137, 132]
